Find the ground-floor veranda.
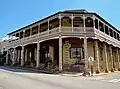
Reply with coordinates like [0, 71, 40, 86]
[6, 37, 120, 74]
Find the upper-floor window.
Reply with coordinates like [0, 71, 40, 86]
[105, 25, 109, 35]
[40, 22, 48, 32]
[109, 28, 113, 37]
[113, 31, 116, 39]
[16, 33, 19, 39]
[61, 17, 72, 27]
[32, 26, 38, 35]
[49, 18, 59, 30]
[24, 29, 30, 37]
[99, 21, 104, 32]
[85, 17, 93, 27]
[95, 19, 98, 29]
[117, 33, 119, 41]
[20, 32, 23, 39]
[73, 17, 83, 27]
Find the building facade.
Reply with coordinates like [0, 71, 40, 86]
[3, 10, 120, 74]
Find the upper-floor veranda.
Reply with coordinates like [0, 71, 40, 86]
[7, 10, 120, 48]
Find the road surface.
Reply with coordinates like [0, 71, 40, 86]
[0, 66, 120, 89]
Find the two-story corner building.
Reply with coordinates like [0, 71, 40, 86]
[5, 9, 120, 74]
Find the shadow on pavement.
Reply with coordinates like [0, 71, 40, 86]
[0, 66, 53, 74]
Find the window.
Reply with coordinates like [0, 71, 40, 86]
[70, 48, 84, 60]
[61, 17, 72, 27]
[40, 22, 48, 32]
[73, 17, 83, 27]
[24, 29, 30, 37]
[32, 26, 38, 35]
[20, 32, 23, 39]
[113, 31, 116, 39]
[49, 18, 59, 30]
[85, 17, 93, 27]
[95, 19, 98, 29]
[99, 21, 104, 32]
[109, 29, 113, 37]
[117, 33, 119, 41]
[105, 25, 109, 35]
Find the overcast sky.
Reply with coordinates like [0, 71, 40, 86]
[0, 0, 119, 40]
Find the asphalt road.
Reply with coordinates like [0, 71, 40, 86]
[0, 66, 120, 89]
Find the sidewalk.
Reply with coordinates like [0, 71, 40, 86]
[1, 66, 120, 77]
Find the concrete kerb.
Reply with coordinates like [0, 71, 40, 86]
[2, 66, 120, 77]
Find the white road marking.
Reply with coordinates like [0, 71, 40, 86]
[112, 79, 120, 83]
[109, 79, 119, 83]
[95, 76, 104, 80]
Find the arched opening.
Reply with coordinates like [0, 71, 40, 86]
[8, 48, 14, 65]
[24, 44, 37, 68]
[15, 46, 22, 65]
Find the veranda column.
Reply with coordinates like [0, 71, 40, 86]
[59, 37, 63, 72]
[25, 49, 28, 62]
[59, 14, 63, 72]
[36, 42, 40, 68]
[12, 48, 15, 65]
[21, 46, 24, 66]
[110, 46, 114, 72]
[83, 15, 89, 75]
[103, 43, 109, 72]
[71, 14, 74, 32]
[95, 40, 100, 73]
[116, 48, 120, 70]
[17, 50, 20, 63]
[6, 50, 8, 64]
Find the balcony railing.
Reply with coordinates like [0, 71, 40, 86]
[49, 27, 59, 34]
[61, 27, 72, 32]
[9, 27, 95, 47]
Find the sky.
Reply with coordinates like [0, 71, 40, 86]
[0, 0, 120, 40]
